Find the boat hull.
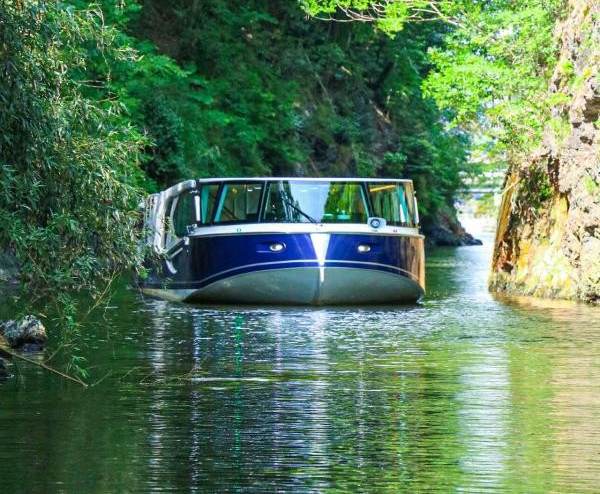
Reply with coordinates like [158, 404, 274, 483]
[140, 231, 425, 305]
[143, 265, 423, 305]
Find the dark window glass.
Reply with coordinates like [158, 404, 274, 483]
[214, 183, 264, 224]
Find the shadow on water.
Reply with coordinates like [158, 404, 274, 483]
[1, 233, 600, 492]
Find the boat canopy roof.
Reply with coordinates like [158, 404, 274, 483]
[158, 177, 414, 198]
[195, 177, 413, 183]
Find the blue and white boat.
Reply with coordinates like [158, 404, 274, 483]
[140, 178, 425, 305]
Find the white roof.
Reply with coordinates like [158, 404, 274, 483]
[161, 177, 413, 197]
[195, 177, 412, 183]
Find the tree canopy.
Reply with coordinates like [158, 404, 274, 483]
[304, 0, 565, 162]
[0, 2, 145, 298]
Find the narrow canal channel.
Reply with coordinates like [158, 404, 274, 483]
[2, 224, 600, 492]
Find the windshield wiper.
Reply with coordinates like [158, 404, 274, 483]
[279, 189, 318, 224]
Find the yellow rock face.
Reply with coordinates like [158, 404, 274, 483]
[492, 194, 577, 299]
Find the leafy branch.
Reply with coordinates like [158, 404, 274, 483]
[302, 0, 464, 31]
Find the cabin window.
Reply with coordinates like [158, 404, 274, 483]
[213, 183, 264, 224]
[163, 197, 176, 249]
[263, 181, 369, 223]
[171, 192, 199, 238]
[200, 184, 219, 224]
[187, 179, 418, 227]
[164, 185, 218, 246]
[404, 181, 417, 224]
[368, 183, 414, 226]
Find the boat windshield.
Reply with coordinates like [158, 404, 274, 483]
[262, 180, 416, 226]
[170, 179, 418, 229]
[263, 181, 369, 224]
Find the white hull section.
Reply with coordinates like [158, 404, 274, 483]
[141, 266, 423, 305]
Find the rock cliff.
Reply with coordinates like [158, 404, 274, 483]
[423, 206, 483, 247]
[490, 0, 600, 302]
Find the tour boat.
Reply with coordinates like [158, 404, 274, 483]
[140, 178, 425, 305]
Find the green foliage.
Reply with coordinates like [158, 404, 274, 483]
[519, 164, 555, 216]
[548, 115, 571, 145]
[304, 1, 566, 167]
[131, 0, 468, 222]
[474, 193, 499, 218]
[141, 96, 188, 187]
[583, 175, 599, 195]
[301, 0, 460, 34]
[0, 2, 145, 297]
[76, 0, 469, 222]
[64, 0, 199, 190]
[422, 0, 565, 160]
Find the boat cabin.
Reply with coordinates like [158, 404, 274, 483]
[145, 178, 420, 254]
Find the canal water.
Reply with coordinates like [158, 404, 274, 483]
[2, 225, 600, 492]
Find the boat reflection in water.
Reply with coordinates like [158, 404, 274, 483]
[140, 178, 425, 305]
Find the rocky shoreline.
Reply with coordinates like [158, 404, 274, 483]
[490, 0, 600, 303]
[0, 316, 48, 378]
[423, 209, 483, 248]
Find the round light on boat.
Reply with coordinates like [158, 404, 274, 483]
[357, 244, 371, 253]
[369, 218, 382, 229]
[269, 242, 285, 252]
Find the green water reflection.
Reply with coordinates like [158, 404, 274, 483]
[1, 240, 600, 492]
